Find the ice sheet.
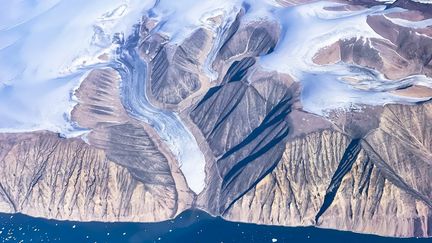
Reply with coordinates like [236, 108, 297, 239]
[115, 33, 207, 193]
[258, 2, 384, 77]
[148, 0, 432, 117]
[0, 0, 154, 136]
[248, 1, 432, 116]
[2, 0, 432, 193]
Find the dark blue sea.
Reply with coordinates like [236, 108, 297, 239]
[0, 210, 429, 243]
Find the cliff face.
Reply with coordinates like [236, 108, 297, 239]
[0, 132, 182, 222]
[191, 71, 432, 237]
[192, 72, 297, 213]
[183, 9, 432, 237]
[0, 0, 431, 239]
[222, 102, 432, 237]
[322, 102, 432, 237]
[223, 130, 349, 225]
[0, 68, 193, 222]
[72, 69, 191, 198]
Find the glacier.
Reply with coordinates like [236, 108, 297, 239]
[0, 0, 208, 193]
[114, 29, 206, 193]
[1, 0, 432, 194]
[0, 0, 154, 135]
[147, 0, 432, 116]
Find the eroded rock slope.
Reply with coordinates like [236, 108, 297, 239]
[0, 0, 431, 239]
[0, 69, 193, 222]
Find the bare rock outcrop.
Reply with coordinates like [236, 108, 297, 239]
[140, 28, 213, 106]
[1, 1, 431, 239]
[313, 14, 432, 80]
[0, 68, 194, 222]
[185, 9, 432, 237]
[212, 20, 280, 84]
[0, 132, 180, 222]
[223, 130, 349, 226]
[190, 62, 299, 215]
[218, 102, 432, 237]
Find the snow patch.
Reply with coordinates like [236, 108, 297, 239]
[384, 14, 432, 29]
[411, 0, 432, 4]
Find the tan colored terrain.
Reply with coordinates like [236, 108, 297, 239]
[313, 15, 432, 80]
[0, 1, 431, 238]
[391, 85, 432, 98]
[222, 102, 432, 237]
[0, 68, 194, 222]
[0, 132, 179, 222]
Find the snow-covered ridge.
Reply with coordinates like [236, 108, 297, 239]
[376, 0, 432, 4]
[2, 0, 430, 135]
[384, 13, 432, 28]
[0, 0, 274, 134]
[411, 0, 432, 4]
[146, 0, 431, 116]
[245, 2, 432, 115]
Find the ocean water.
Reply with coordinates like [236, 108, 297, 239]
[0, 210, 429, 243]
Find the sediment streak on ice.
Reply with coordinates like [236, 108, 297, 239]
[114, 30, 206, 193]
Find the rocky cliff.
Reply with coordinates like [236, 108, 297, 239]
[185, 26, 432, 235]
[183, 7, 432, 237]
[220, 102, 432, 237]
[0, 68, 194, 222]
[0, 0, 431, 239]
